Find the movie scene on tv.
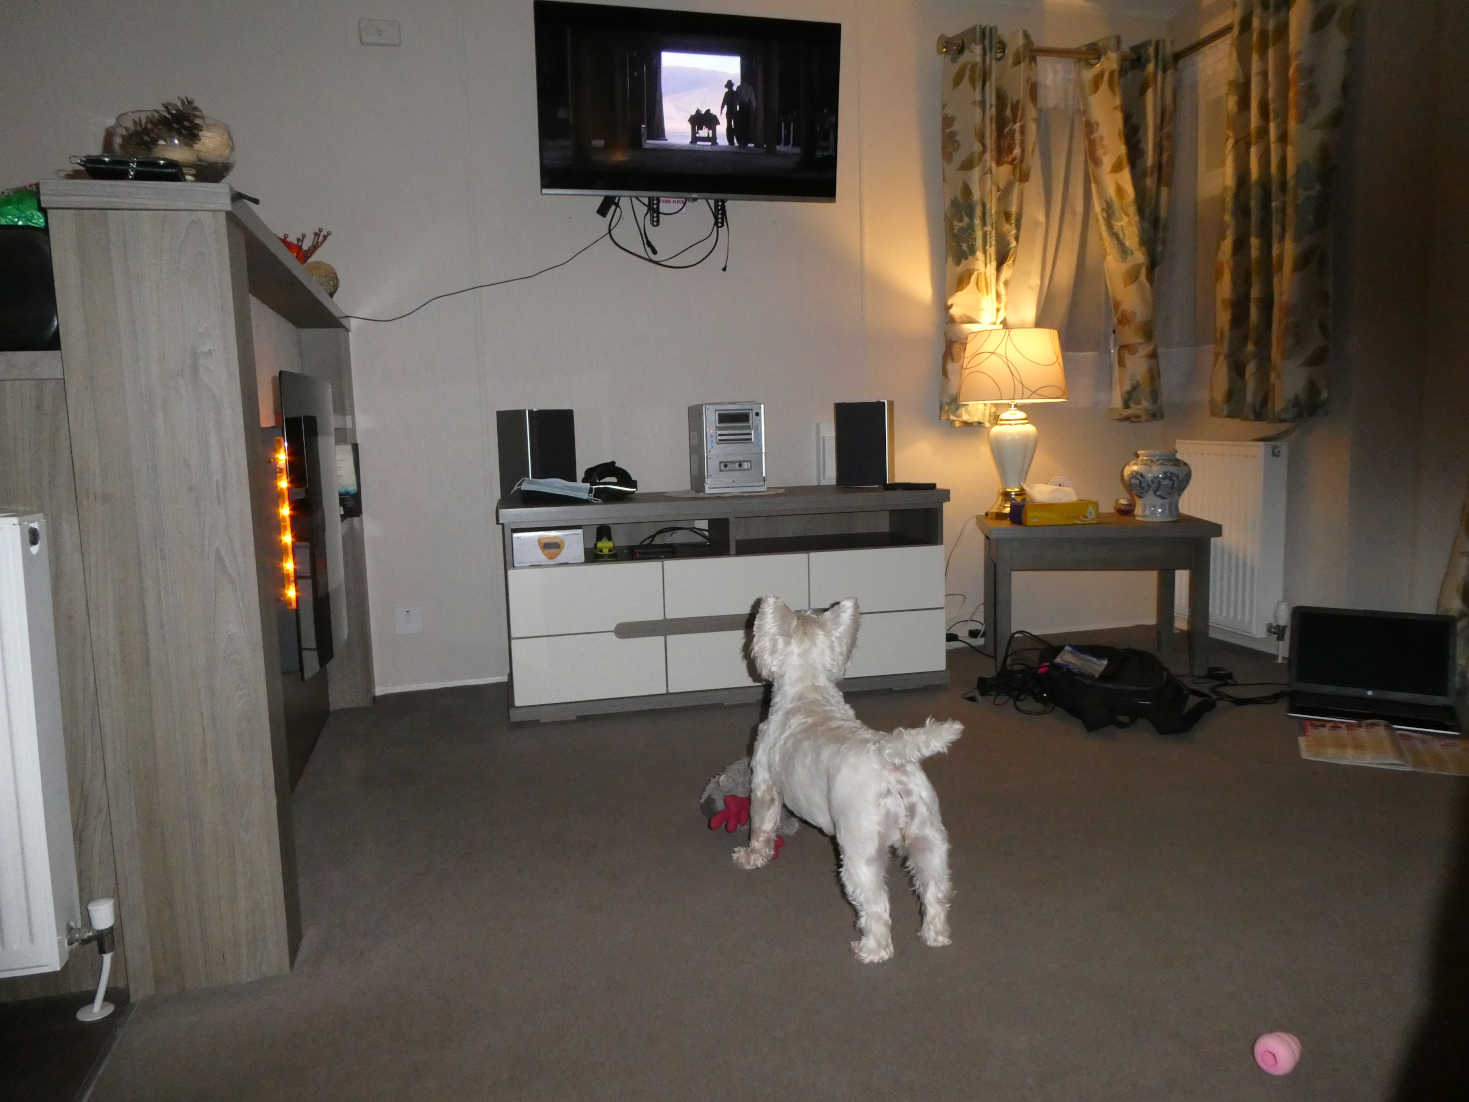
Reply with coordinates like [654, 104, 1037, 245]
[535, 4, 841, 200]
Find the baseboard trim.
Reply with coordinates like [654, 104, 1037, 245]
[374, 674, 508, 696]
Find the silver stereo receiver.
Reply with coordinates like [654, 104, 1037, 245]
[688, 402, 766, 494]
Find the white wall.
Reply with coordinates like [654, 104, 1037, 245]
[5, 0, 1462, 693]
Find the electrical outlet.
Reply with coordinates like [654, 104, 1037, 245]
[359, 17, 402, 46]
[394, 607, 422, 634]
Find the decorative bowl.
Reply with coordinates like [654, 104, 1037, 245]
[107, 111, 234, 182]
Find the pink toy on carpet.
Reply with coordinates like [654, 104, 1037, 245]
[1254, 1032, 1301, 1075]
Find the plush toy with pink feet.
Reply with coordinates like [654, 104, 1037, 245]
[700, 757, 800, 855]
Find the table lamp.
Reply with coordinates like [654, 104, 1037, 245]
[955, 327, 1067, 519]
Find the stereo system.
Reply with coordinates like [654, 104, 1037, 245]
[498, 401, 897, 501]
[688, 402, 766, 494]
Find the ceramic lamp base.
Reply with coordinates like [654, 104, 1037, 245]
[986, 407, 1037, 520]
[986, 487, 1027, 520]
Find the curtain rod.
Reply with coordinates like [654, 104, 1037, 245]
[935, 24, 1229, 64]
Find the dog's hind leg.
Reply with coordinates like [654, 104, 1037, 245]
[732, 736, 781, 869]
[903, 801, 952, 948]
[838, 833, 893, 963]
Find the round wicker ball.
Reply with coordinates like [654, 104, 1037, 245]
[305, 260, 339, 297]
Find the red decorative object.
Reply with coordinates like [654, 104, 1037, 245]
[278, 227, 331, 264]
[707, 795, 785, 858]
[709, 794, 749, 833]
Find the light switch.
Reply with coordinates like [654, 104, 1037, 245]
[359, 18, 402, 47]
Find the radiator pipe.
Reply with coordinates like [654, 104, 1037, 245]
[72, 897, 117, 1023]
[1270, 600, 1291, 664]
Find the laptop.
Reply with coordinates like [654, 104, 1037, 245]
[1287, 606, 1462, 735]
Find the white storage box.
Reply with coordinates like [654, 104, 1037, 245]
[512, 528, 585, 567]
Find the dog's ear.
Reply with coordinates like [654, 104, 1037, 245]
[820, 598, 861, 670]
[749, 595, 794, 678]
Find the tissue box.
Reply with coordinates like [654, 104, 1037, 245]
[1012, 500, 1100, 526]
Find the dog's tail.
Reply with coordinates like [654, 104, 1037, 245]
[879, 718, 962, 764]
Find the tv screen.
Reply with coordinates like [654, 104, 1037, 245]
[533, 0, 841, 202]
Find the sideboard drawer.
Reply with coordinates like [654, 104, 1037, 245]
[665, 629, 756, 692]
[810, 545, 943, 612]
[511, 633, 666, 706]
[663, 553, 808, 618]
[845, 609, 946, 678]
[508, 561, 663, 638]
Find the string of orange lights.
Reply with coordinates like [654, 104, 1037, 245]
[274, 437, 297, 609]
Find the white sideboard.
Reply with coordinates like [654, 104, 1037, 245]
[496, 486, 950, 721]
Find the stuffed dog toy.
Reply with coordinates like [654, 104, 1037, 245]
[734, 596, 962, 962]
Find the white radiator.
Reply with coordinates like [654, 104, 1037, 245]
[1173, 440, 1289, 650]
[0, 511, 79, 977]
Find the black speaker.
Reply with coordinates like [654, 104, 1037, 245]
[496, 409, 577, 499]
[834, 401, 894, 487]
[0, 227, 60, 351]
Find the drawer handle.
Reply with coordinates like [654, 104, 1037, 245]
[614, 613, 755, 639]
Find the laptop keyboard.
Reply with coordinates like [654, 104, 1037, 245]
[1289, 692, 1460, 733]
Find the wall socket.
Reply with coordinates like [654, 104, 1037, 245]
[358, 18, 402, 47]
[394, 607, 422, 634]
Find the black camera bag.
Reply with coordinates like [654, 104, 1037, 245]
[1036, 645, 1215, 735]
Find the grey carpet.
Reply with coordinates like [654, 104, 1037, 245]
[86, 629, 1469, 1100]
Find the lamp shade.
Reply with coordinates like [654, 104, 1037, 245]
[955, 327, 1067, 405]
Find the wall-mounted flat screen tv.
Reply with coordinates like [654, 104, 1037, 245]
[533, 0, 842, 202]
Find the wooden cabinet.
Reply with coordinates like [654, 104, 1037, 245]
[0, 181, 371, 1000]
[496, 486, 950, 721]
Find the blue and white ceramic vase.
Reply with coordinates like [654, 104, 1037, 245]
[1121, 449, 1192, 522]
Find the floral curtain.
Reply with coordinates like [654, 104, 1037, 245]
[939, 26, 1038, 424]
[1077, 37, 1176, 422]
[1211, 0, 1356, 421]
[1439, 485, 1469, 694]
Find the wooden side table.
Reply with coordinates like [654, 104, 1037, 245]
[976, 513, 1223, 674]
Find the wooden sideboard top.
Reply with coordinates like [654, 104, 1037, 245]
[497, 484, 950, 527]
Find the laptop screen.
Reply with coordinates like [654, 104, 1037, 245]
[1289, 606, 1456, 704]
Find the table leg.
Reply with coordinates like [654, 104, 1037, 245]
[1187, 539, 1212, 675]
[1155, 569, 1176, 656]
[985, 539, 1012, 663]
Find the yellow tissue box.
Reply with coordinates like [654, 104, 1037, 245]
[1015, 500, 1100, 526]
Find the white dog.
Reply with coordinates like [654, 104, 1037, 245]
[734, 596, 962, 963]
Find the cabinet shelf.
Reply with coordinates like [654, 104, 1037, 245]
[734, 531, 930, 557]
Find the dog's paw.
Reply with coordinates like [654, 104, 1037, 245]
[732, 845, 770, 870]
[920, 921, 952, 948]
[852, 935, 894, 964]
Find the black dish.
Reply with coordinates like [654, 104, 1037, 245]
[72, 154, 187, 182]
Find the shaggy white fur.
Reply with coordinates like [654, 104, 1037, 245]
[733, 595, 962, 963]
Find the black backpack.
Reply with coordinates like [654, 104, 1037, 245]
[1032, 644, 1215, 735]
